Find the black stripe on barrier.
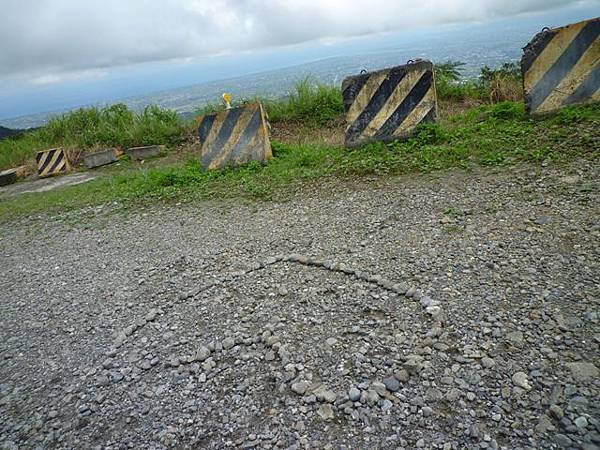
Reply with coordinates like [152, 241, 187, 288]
[522, 30, 557, 74]
[342, 75, 369, 112]
[202, 107, 245, 165]
[566, 63, 600, 105]
[375, 71, 433, 139]
[47, 152, 65, 175]
[38, 149, 57, 173]
[346, 69, 408, 142]
[529, 21, 600, 111]
[198, 114, 216, 143]
[229, 108, 262, 161]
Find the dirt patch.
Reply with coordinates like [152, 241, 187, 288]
[271, 117, 345, 146]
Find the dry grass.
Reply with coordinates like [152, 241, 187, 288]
[488, 74, 524, 103]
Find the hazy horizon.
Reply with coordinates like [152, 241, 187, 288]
[1, 1, 598, 126]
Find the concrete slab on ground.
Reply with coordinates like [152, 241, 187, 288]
[83, 149, 118, 169]
[126, 145, 164, 160]
[0, 172, 96, 197]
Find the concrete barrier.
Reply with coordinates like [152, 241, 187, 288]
[0, 168, 17, 186]
[126, 145, 164, 160]
[342, 60, 438, 148]
[522, 17, 599, 116]
[197, 102, 272, 171]
[83, 149, 118, 169]
[0, 165, 29, 186]
[36, 148, 70, 177]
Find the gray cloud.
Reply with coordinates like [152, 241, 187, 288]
[0, 0, 593, 82]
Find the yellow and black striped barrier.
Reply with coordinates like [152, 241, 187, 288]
[342, 60, 438, 148]
[197, 102, 272, 171]
[522, 17, 599, 116]
[36, 148, 70, 177]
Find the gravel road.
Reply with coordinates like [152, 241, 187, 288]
[1, 160, 599, 450]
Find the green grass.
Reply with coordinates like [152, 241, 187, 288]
[1, 101, 598, 222]
[0, 104, 184, 170]
[263, 78, 344, 125]
[195, 78, 344, 126]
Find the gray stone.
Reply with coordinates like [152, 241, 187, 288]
[371, 381, 387, 396]
[348, 387, 361, 402]
[167, 357, 180, 368]
[549, 404, 564, 420]
[554, 434, 572, 448]
[192, 346, 211, 362]
[325, 337, 338, 347]
[575, 416, 588, 428]
[145, 309, 158, 321]
[565, 362, 599, 382]
[422, 406, 433, 417]
[222, 337, 236, 350]
[383, 376, 400, 392]
[425, 387, 443, 402]
[316, 404, 334, 420]
[395, 369, 410, 382]
[481, 357, 495, 368]
[362, 389, 380, 406]
[419, 296, 433, 307]
[291, 382, 310, 395]
[512, 372, 531, 390]
[316, 389, 336, 403]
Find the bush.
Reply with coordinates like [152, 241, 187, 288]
[480, 63, 523, 103]
[435, 61, 523, 104]
[264, 78, 344, 125]
[0, 104, 184, 170]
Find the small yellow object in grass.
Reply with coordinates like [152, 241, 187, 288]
[222, 92, 232, 110]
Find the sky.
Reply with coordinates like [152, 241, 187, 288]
[1, 0, 598, 121]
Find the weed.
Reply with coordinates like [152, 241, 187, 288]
[0, 104, 183, 170]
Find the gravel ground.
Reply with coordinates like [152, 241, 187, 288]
[1, 160, 599, 450]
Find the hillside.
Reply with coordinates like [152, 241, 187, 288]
[0, 125, 29, 141]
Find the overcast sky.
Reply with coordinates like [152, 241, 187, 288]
[1, 0, 596, 86]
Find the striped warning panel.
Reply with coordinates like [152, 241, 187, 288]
[522, 17, 600, 116]
[36, 148, 70, 177]
[197, 102, 272, 171]
[342, 60, 438, 148]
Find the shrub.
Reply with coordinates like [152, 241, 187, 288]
[480, 63, 523, 103]
[0, 104, 184, 170]
[264, 78, 344, 125]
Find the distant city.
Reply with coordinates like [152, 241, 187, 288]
[1, 6, 596, 129]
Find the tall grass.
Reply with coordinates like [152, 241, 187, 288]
[2, 102, 597, 220]
[264, 78, 344, 125]
[435, 61, 523, 103]
[0, 104, 183, 170]
[195, 78, 344, 126]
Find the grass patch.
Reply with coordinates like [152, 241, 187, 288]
[435, 61, 522, 103]
[1, 101, 598, 222]
[195, 77, 344, 126]
[0, 104, 184, 170]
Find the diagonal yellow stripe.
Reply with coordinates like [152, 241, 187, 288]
[346, 71, 389, 125]
[37, 150, 50, 167]
[41, 150, 61, 175]
[396, 87, 436, 134]
[207, 105, 257, 170]
[536, 41, 600, 113]
[359, 68, 425, 139]
[202, 110, 229, 150]
[524, 21, 587, 91]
